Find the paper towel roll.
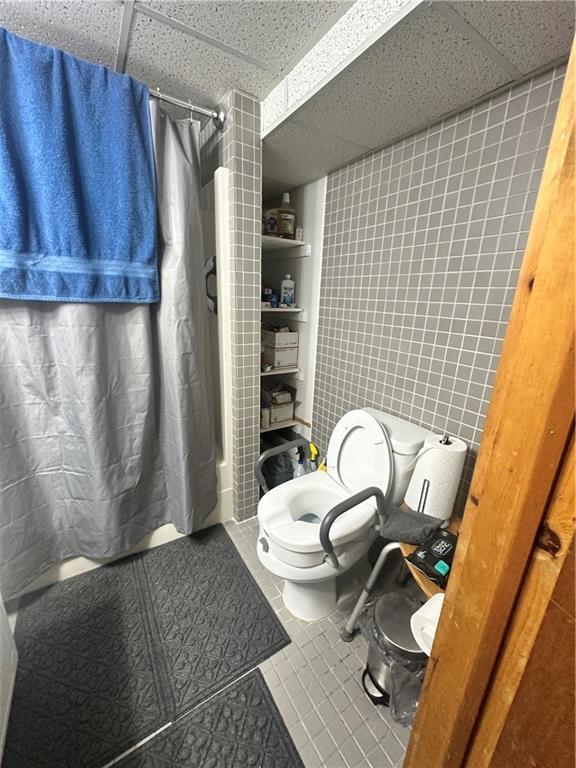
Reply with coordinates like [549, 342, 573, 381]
[404, 434, 467, 521]
[410, 593, 445, 655]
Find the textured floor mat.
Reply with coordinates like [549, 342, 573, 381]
[116, 669, 304, 768]
[3, 525, 290, 768]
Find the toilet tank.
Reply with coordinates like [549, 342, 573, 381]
[363, 408, 433, 505]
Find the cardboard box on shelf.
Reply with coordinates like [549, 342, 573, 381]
[268, 402, 294, 424]
[262, 328, 299, 349]
[261, 382, 296, 424]
[262, 345, 298, 368]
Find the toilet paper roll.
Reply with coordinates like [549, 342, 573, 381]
[404, 434, 467, 521]
[410, 593, 445, 655]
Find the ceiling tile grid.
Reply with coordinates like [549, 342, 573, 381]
[139, 0, 348, 75]
[0, 0, 351, 108]
[448, 0, 575, 74]
[124, 9, 272, 107]
[293, 5, 512, 149]
[262, 0, 415, 133]
[263, 0, 574, 192]
[281, 0, 415, 120]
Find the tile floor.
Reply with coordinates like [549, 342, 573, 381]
[224, 517, 410, 768]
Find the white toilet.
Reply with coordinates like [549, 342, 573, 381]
[257, 408, 432, 621]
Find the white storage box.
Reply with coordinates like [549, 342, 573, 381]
[262, 329, 299, 349]
[263, 345, 298, 368]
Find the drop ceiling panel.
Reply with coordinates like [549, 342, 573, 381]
[0, 0, 352, 106]
[125, 11, 271, 106]
[449, 0, 575, 75]
[0, 0, 122, 68]
[263, 118, 369, 188]
[141, 0, 350, 77]
[292, 5, 511, 150]
[264, 0, 573, 191]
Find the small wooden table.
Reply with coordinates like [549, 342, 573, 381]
[399, 518, 460, 599]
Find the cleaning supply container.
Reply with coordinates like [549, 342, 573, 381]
[362, 591, 427, 707]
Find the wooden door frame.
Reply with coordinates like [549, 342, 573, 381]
[404, 41, 575, 768]
[467, 437, 574, 765]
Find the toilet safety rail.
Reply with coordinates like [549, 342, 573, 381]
[255, 438, 311, 494]
[320, 486, 387, 568]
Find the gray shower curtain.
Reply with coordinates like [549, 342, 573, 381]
[0, 102, 217, 597]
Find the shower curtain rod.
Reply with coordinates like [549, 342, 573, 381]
[150, 89, 226, 132]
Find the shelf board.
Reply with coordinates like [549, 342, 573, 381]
[262, 235, 306, 252]
[260, 419, 298, 434]
[261, 307, 303, 313]
[261, 367, 300, 377]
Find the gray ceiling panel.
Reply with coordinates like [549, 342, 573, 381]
[263, 117, 369, 188]
[293, 5, 511, 149]
[263, 1, 574, 191]
[0, 0, 122, 68]
[141, 0, 350, 77]
[448, 0, 575, 74]
[125, 10, 271, 105]
[0, 0, 351, 106]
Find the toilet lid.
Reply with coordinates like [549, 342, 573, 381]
[326, 410, 393, 499]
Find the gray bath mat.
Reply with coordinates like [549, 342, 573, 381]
[116, 669, 304, 768]
[3, 525, 289, 768]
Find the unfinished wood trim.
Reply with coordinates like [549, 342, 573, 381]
[404, 41, 575, 768]
[466, 435, 574, 766]
[487, 542, 575, 767]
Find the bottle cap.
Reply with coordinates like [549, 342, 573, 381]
[284, 274, 291, 279]
[282, 192, 290, 205]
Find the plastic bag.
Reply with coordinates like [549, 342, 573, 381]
[262, 450, 293, 489]
[389, 659, 426, 726]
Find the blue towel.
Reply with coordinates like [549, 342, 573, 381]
[0, 28, 158, 303]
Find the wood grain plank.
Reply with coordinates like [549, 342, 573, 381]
[404, 41, 575, 768]
[466, 437, 574, 766]
[488, 546, 575, 768]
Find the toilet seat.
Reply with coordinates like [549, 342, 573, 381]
[260, 471, 376, 561]
[256, 407, 429, 621]
[326, 409, 393, 500]
[258, 410, 393, 570]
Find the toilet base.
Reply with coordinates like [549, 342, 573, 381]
[282, 578, 337, 621]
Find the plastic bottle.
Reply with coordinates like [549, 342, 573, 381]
[278, 192, 295, 240]
[262, 192, 296, 239]
[309, 442, 319, 471]
[290, 448, 306, 477]
[280, 274, 295, 306]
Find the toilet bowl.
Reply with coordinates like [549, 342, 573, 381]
[257, 408, 432, 621]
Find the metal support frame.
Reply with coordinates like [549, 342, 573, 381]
[115, 0, 135, 73]
[319, 486, 387, 568]
[341, 541, 401, 642]
[254, 438, 311, 494]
